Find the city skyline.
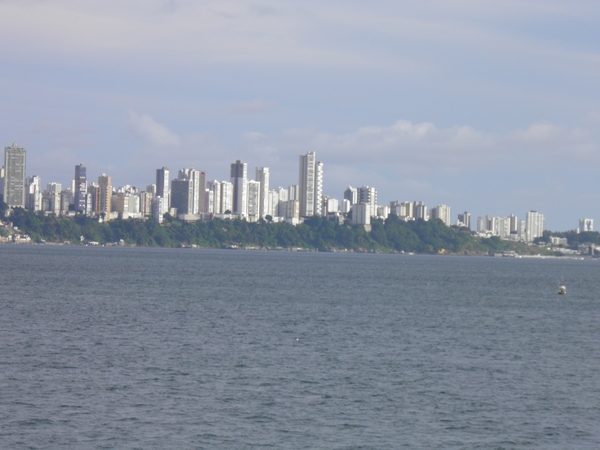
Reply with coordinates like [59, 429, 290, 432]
[1, 2, 599, 229]
[4, 142, 593, 240]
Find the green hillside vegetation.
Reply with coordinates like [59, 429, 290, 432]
[2, 206, 558, 255]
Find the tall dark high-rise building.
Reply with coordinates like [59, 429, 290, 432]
[4, 143, 26, 208]
[74, 163, 87, 213]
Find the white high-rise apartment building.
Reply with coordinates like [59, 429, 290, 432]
[4, 143, 26, 208]
[207, 180, 221, 214]
[298, 152, 323, 217]
[246, 180, 261, 222]
[152, 196, 167, 223]
[255, 167, 269, 218]
[414, 201, 428, 220]
[525, 211, 545, 242]
[493, 216, 511, 239]
[357, 186, 377, 218]
[25, 176, 42, 211]
[351, 203, 370, 225]
[267, 189, 279, 217]
[178, 168, 206, 214]
[579, 218, 593, 233]
[221, 181, 234, 214]
[230, 160, 247, 216]
[431, 204, 451, 226]
[42, 182, 62, 215]
[156, 167, 170, 209]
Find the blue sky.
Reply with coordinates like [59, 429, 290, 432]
[1, 0, 599, 230]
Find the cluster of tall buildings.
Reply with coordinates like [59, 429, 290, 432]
[1, 142, 594, 243]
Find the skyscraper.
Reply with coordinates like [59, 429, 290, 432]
[431, 204, 451, 226]
[357, 186, 377, 218]
[4, 143, 26, 208]
[457, 211, 471, 229]
[98, 174, 112, 221]
[525, 211, 545, 242]
[221, 181, 234, 214]
[298, 152, 323, 217]
[230, 160, 247, 216]
[247, 180, 261, 222]
[74, 163, 87, 214]
[344, 186, 358, 205]
[255, 167, 269, 218]
[198, 170, 206, 214]
[25, 176, 42, 211]
[207, 180, 221, 214]
[171, 178, 193, 215]
[579, 218, 593, 233]
[156, 167, 170, 209]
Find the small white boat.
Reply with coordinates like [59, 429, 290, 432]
[558, 285, 567, 295]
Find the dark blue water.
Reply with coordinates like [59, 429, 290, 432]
[1, 245, 599, 449]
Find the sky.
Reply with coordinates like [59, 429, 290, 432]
[1, 0, 600, 230]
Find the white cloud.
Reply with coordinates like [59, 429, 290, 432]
[127, 111, 180, 146]
[244, 119, 599, 177]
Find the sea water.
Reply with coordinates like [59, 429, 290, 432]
[1, 245, 599, 449]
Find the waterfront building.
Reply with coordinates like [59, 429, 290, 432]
[25, 176, 42, 212]
[509, 214, 518, 234]
[156, 167, 170, 209]
[341, 199, 351, 214]
[477, 216, 485, 233]
[152, 196, 166, 223]
[326, 197, 339, 215]
[431, 204, 451, 226]
[351, 203, 370, 225]
[205, 189, 213, 215]
[4, 143, 26, 208]
[274, 187, 288, 217]
[139, 191, 153, 216]
[220, 181, 234, 214]
[288, 184, 299, 201]
[60, 189, 72, 215]
[177, 168, 206, 214]
[298, 152, 323, 217]
[112, 192, 140, 218]
[413, 201, 428, 220]
[206, 181, 220, 214]
[525, 211, 545, 242]
[230, 160, 248, 216]
[400, 201, 414, 219]
[493, 216, 511, 239]
[579, 218, 593, 233]
[171, 178, 193, 215]
[74, 164, 87, 214]
[357, 186, 377, 218]
[344, 186, 358, 205]
[98, 174, 112, 221]
[457, 211, 471, 229]
[267, 189, 279, 217]
[256, 167, 270, 218]
[247, 180, 261, 222]
[376, 205, 390, 219]
[283, 199, 300, 219]
[42, 182, 61, 215]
